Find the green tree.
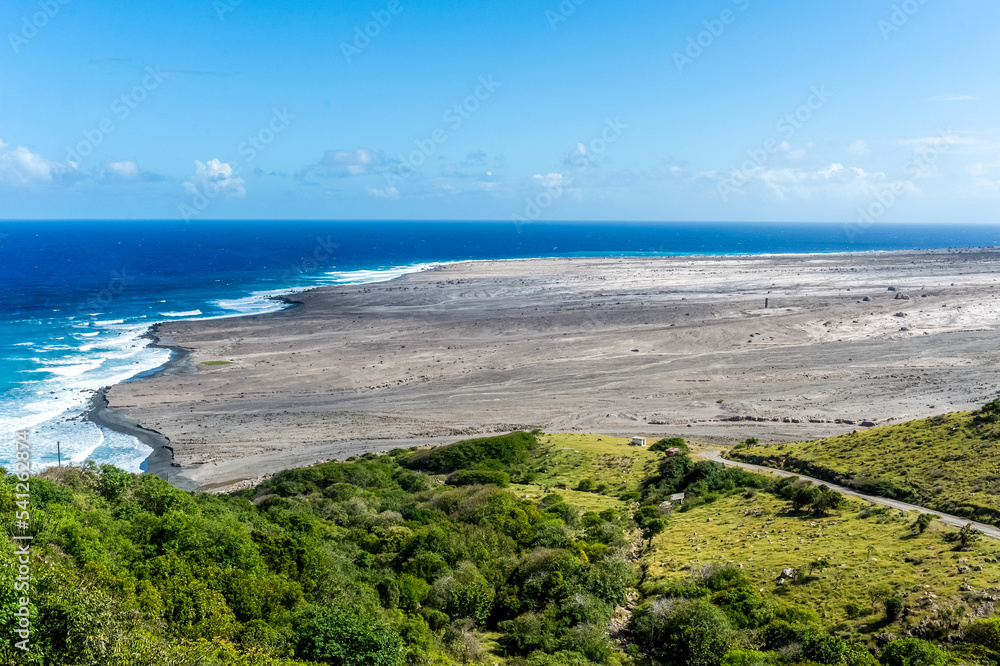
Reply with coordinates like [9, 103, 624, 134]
[884, 596, 904, 622]
[964, 617, 1000, 653]
[913, 513, 933, 534]
[650, 437, 688, 452]
[791, 485, 819, 512]
[811, 489, 844, 516]
[632, 597, 736, 666]
[96, 464, 132, 502]
[879, 637, 948, 666]
[641, 518, 668, 546]
[293, 603, 403, 666]
[958, 522, 982, 549]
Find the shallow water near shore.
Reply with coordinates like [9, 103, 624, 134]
[2, 219, 999, 474]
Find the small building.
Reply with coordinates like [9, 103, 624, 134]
[670, 492, 686, 502]
[631, 437, 647, 447]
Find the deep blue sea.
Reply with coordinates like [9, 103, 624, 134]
[3, 220, 1000, 473]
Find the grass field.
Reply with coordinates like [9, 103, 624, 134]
[518, 432, 662, 498]
[728, 401, 1000, 525]
[506, 430, 1000, 644]
[643, 489, 1000, 639]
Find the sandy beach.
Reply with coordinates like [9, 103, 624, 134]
[93, 250, 1000, 491]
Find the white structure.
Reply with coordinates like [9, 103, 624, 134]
[631, 437, 647, 447]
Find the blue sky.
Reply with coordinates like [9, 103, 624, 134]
[1, 0, 998, 222]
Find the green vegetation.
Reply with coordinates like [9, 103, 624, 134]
[4, 424, 1000, 665]
[200, 361, 233, 366]
[729, 400, 1000, 525]
[649, 438, 689, 453]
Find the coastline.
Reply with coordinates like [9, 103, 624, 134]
[96, 248, 1000, 492]
[83, 323, 201, 486]
[82, 294, 315, 485]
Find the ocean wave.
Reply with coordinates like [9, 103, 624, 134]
[0, 341, 171, 469]
[212, 289, 308, 317]
[159, 309, 203, 317]
[319, 262, 441, 285]
[94, 319, 125, 326]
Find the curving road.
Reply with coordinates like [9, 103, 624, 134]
[700, 450, 1000, 541]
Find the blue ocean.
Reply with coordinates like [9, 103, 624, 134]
[2, 220, 1000, 474]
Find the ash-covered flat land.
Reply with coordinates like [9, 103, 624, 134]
[101, 250, 1000, 491]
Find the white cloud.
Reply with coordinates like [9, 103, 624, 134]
[102, 160, 140, 180]
[897, 134, 978, 148]
[780, 141, 808, 160]
[184, 159, 245, 198]
[848, 140, 871, 158]
[939, 95, 977, 102]
[0, 139, 74, 186]
[324, 149, 375, 176]
[967, 162, 1000, 189]
[532, 172, 567, 190]
[739, 163, 893, 200]
[297, 148, 397, 184]
[366, 185, 400, 199]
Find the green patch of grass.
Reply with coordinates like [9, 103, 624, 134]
[644, 490, 1000, 638]
[522, 432, 662, 496]
[730, 401, 1000, 525]
[199, 360, 232, 366]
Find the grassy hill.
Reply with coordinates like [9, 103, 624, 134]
[644, 490, 1000, 638]
[728, 399, 1000, 525]
[5, 426, 1000, 665]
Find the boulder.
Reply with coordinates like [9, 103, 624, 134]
[888, 287, 897, 291]
[780, 567, 795, 579]
[894, 292, 910, 300]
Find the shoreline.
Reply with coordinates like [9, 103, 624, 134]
[83, 296, 310, 482]
[84, 324, 197, 486]
[94, 248, 1000, 491]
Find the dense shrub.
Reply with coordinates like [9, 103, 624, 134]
[879, 637, 948, 666]
[447, 469, 511, 488]
[631, 597, 736, 666]
[293, 603, 403, 666]
[405, 431, 538, 473]
[650, 437, 689, 452]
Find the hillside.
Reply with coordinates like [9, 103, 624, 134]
[4, 428, 1000, 665]
[728, 400, 1000, 525]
